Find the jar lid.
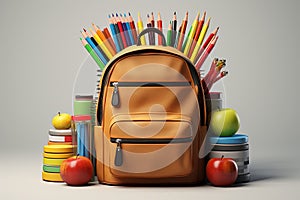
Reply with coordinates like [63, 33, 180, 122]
[209, 134, 248, 144]
[72, 115, 91, 121]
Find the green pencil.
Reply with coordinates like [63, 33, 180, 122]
[167, 22, 172, 46]
[80, 37, 105, 70]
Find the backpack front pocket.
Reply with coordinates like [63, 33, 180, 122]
[108, 113, 194, 178]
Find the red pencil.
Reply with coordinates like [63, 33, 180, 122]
[195, 27, 219, 62]
[195, 36, 218, 70]
[115, 13, 127, 48]
[102, 27, 117, 53]
[157, 12, 163, 45]
[128, 12, 138, 44]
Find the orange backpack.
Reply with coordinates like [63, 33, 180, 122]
[94, 29, 207, 185]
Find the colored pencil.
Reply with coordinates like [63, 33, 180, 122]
[80, 38, 105, 70]
[120, 14, 131, 46]
[188, 12, 205, 58]
[128, 12, 138, 44]
[108, 15, 121, 52]
[150, 12, 155, 44]
[157, 12, 163, 45]
[194, 27, 219, 63]
[124, 13, 135, 45]
[102, 27, 117, 53]
[113, 14, 124, 50]
[90, 28, 113, 59]
[195, 36, 218, 70]
[171, 12, 177, 47]
[92, 23, 116, 56]
[147, 14, 154, 45]
[190, 17, 211, 63]
[183, 12, 200, 55]
[137, 12, 146, 45]
[176, 11, 188, 50]
[81, 30, 108, 65]
[167, 21, 172, 46]
[115, 13, 127, 48]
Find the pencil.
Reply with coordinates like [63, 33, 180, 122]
[157, 12, 163, 45]
[80, 38, 105, 70]
[81, 30, 108, 65]
[112, 14, 124, 50]
[195, 36, 218, 70]
[183, 12, 199, 55]
[92, 23, 116, 56]
[125, 13, 135, 45]
[167, 21, 172, 46]
[188, 11, 205, 58]
[137, 12, 146, 45]
[176, 11, 188, 50]
[102, 27, 117, 53]
[90, 28, 113, 60]
[194, 27, 219, 63]
[116, 13, 127, 48]
[150, 12, 155, 44]
[181, 25, 191, 51]
[128, 12, 138, 44]
[147, 14, 154, 45]
[171, 12, 177, 47]
[108, 15, 121, 52]
[120, 14, 131, 46]
[190, 17, 211, 63]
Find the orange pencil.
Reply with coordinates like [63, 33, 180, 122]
[92, 23, 116, 56]
[177, 11, 188, 50]
[102, 27, 117, 53]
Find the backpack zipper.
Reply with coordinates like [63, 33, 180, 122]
[110, 81, 191, 107]
[111, 137, 192, 166]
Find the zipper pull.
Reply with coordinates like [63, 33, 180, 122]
[111, 82, 120, 107]
[114, 139, 123, 166]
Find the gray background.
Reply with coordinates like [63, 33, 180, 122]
[0, 0, 299, 199]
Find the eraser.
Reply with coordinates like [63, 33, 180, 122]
[49, 135, 73, 142]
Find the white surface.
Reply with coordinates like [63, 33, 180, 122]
[0, 0, 299, 199]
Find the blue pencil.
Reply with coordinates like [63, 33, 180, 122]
[81, 31, 107, 65]
[124, 13, 135, 46]
[109, 15, 121, 52]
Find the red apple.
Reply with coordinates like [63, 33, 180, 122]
[206, 156, 238, 186]
[60, 155, 93, 186]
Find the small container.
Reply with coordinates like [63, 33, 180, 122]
[73, 95, 93, 116]
[72, 115, 92, 158]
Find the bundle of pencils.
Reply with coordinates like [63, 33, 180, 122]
[202, 58, 228, 93]
[80, 11, 227, 87]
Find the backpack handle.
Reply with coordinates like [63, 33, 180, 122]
[137, 27, 166, 46]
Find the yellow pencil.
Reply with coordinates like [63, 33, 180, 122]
[137, 12, 146, 45]
[190, 17, 211, 63]
[90, 28, 113, 59]
[183, 12, 200, 55]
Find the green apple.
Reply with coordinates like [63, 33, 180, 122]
[210, 108, 240, 137]
[52, 112, 71, 129]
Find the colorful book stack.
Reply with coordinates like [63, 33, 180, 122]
[42, 129, 76, 182]
[80, 11, 228, 92]
[209, 134, 250, 183]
